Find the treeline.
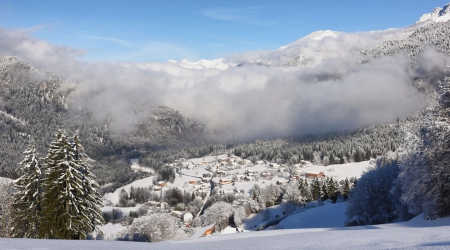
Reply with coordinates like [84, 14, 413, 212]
[362, 21, 450, 64]
[232, 120, 404, 166]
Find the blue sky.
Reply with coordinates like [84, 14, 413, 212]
[0, 0, 448, 62]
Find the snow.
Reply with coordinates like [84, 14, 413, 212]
[417, 4, 450, 24]
[302, 160, 372, 179]
[190, 223, 215, 238]
[0, 176, 12, 184]
[97, 223, 126, 240]
[130, 158, 153, 173]
[168, 58, 232, 70]
[103, 176, 155, 205]
[101, 205, 141, 213]
[278, 200, 347, 229]
[2, 215, 450, 249]
[221, 226, 242, 234]
[278, 30, 341, 51]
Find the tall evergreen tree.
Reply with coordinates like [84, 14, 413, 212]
[39, 131, 104, 239]
[12, 141, 42, 238]
[72, 134, 105, 237]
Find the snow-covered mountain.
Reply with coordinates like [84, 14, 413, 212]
[167, 58, 233, 70]
[278, 30, 341, 51]
[417, 3, 450, 24]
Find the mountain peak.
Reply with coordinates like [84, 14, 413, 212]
[278, 30, 341, 51]
[417, 3, 450, 23]
[167, 58, 232, 70]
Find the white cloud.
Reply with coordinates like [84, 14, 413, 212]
[201, 6, 276, 26]
[0, 26, 436, 140]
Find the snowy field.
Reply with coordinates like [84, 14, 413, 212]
[1, 214, 450, 249]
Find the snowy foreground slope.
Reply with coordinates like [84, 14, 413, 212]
[2, 215, 450, 249]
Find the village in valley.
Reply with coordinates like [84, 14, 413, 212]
[100, 153, 369, 238]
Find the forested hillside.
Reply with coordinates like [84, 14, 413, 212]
[0, 56, 215, 187]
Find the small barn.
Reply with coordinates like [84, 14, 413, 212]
[219, 179, 232, 185]
[306, 172, 325, 179]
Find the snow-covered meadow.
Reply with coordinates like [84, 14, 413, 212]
[1, 213, 450, 249]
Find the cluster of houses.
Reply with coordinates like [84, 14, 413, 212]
[186, 180, 211, 196]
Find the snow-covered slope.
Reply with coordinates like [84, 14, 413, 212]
[1, 214, 450, 249]
[278, 30, 341, 51]
[417, 3, 450, 24]
[278, 201, 347, 229]
[168, 58, 233, 70]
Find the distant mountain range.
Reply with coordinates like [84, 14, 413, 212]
[168, 3, 450, 70]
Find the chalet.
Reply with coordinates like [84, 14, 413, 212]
[156, 181, 167, 187]
[188, 180, 197, 185]
[306, 172, 325, 179]
[191, 224, 216, 238]
[233, 174, 245, 181]
[244, 176, 254, 182]
[260, 172, 271, 178]
[171, 210, 183, 219]
[276, 180, 284, 185]
[219, 179, 232, 185]
[270, 163, 280, 169]
[153, 186, 162, 191]
[184, 212, 193, 224]
[291, 175, 301, 181]
[186, 163, 195, 170]
[255, 160, 265, 165]
[300, 160, 312, 166]
[216, 170, 227, 177]
[226, 156, 240, 163]
[203, 224, 215, 237]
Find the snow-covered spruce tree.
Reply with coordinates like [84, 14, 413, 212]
[399, 77, 450, 219]
[345, 157, 400, 226]
[72, 135, 105, 235]
[39, 131, 104, 239]
[11, 141, 42, 238]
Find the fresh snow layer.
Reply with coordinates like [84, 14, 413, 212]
[2, 215, 450, 249]
[130, 158, 153, 173]
[278, 200, 347, 229]
[417, 4, 450, 23]
[278, 30, 341, 51]
[168, 58, 232, 70]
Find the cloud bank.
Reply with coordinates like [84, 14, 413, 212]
[0, 26, 440, 141]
